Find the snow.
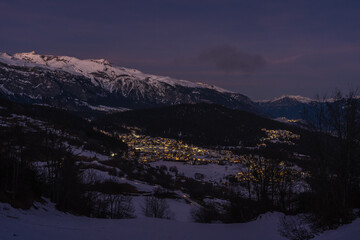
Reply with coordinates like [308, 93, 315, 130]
[85, 104, 129, 112]
[0, 51, 232, 94]
[257, 94, 358, 104]
[0, 201, 286, 240]
[0, 114, 47, 129]
[131, 196, 192, 222]
[150, 161, 239, 183]
[69, 145, 109, 161]
[1, 200, 359, 240]
[315, 218, 360, 240]
[0, 84, 14, 95]
[81, 168, 156, 192]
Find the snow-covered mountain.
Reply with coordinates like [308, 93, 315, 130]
[258, 95, 314, 104]
[257, 94, 360, 120]
[0, 51, 257, 112]
[256, 95, 315, 119]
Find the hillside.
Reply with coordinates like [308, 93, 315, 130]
[256, 95, 315, 119]
[97, 103, 303, 147]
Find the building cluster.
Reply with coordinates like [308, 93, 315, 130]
[119, 131, 243, 165]
[258, 128, 300, 147]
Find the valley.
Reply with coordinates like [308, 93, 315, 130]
[1, 1, 359, 239]
[0, 52, 358, 240]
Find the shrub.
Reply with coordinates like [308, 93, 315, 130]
[191, 204, 221, 223]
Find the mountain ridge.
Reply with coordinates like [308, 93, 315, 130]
[0, 51, 232, 93]
[0, 51, 258, 113]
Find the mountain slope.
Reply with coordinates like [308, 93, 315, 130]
[256, 95, 315, 119]
[0, 51, 257, 113]
[96, 103, 299, 147]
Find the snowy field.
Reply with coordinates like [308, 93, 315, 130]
[0, 201, 284, 240]
[150, 160, 239, 183]
[1, 202, 359, 240]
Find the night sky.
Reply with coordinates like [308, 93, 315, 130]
[1, 0, 359, 100]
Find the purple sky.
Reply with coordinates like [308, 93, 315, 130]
[1, 0, 359, 100]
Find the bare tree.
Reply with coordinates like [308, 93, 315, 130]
[142, 196, 173, 219]
[305, 89, 360, 227]
[106, 194, 135, 219]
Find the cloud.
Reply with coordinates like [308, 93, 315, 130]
[197, 45, 267, 73]
[271, 54, 305, 65]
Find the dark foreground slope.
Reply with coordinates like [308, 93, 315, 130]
[0, 97, 127, 208]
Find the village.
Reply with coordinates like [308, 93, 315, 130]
[118, 131, 245, 164]
[258, 128, 300, 147]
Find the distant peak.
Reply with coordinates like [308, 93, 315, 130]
[258, 95, 313, 103]
[0, 52, 10, 57]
